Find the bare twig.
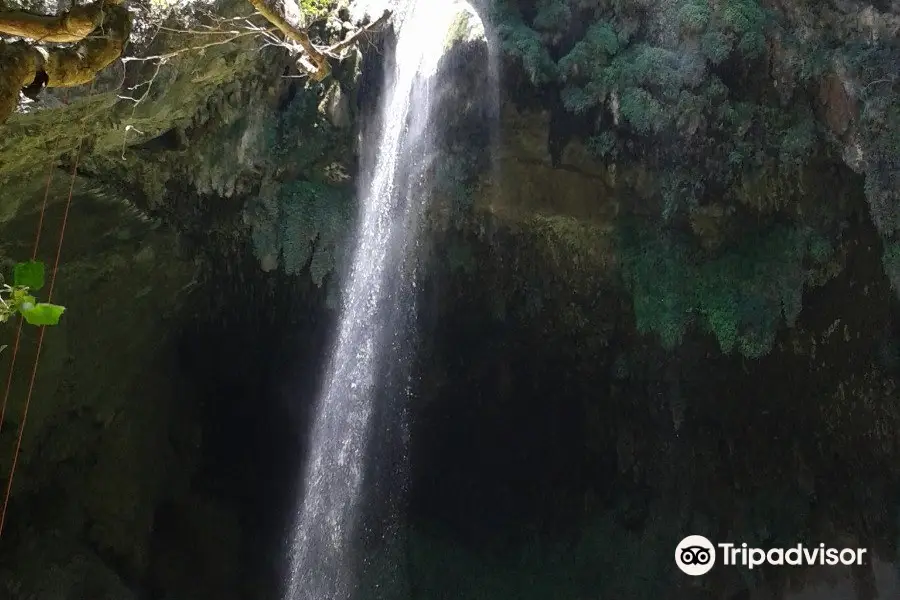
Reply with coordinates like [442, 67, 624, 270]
[323, 9, 390, 58]
[120, 29, 259, 63]
[245, 0, 329, 79]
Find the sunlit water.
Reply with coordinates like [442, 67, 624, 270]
[284, 1, 476, 598]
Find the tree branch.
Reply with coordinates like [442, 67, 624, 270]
[41, 2, 131, 87]
[0, 0, 389, 124]
[245, 0, 330, 80]
[0, 1, 109, 43]
[0, 40, 35, 122]
[0, 1, 130, 123]
[323, 9, 390, 58]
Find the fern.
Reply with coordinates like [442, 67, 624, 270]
[532, 0, 572, 36]
[620, 223, 820, 357]
[495, 2, 558, 85]
[280, 181, 352, 280]
[619, 87, 667, 133]
[248, 180, 353, 285]
[883, 241, 900, 291]
[678, 0, 711, 34]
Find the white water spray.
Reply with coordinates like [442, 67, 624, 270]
[285, 1, 480, 598]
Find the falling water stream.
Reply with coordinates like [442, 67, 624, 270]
[285, 1, 481, 598]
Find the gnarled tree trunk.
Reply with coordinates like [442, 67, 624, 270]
[0, 0, 130, 123]
[0, 1, 107, 43]
[245, 0, 331, 81]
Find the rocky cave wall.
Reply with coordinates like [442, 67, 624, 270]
[0, 0, 898, 598]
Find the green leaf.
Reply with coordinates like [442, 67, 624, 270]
[16, 294, 36, 312]
[13, 261, 45, 291]
[20, 303, 65, 326]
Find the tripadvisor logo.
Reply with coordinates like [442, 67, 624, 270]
[675, 535, 868, 576]
[676, 535, 716, 576]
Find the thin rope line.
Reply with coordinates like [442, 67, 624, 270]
[0, 83, 94, 538]
[0, 156, 57, 442]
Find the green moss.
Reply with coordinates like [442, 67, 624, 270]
[434, 153, 478, 219]
[557, 22, 620, 114]
[846, 42, 900, 239]
[587, 131, 619, 159]
[620, 230, 694, 349]
[883, 241, 900, 291]
[779, 117, 818, 165]
[685, 0, 770, 62]
[724, 0, 768, 57]
[299, 0, 334, 19]
[264, 82, 345, 171]
[660, 170, 703, 220]
[558, 22, 620, 77]
[700, 29, 732, 64]
[494, 1, 558, 85]
[532, 0, 572, 35]
[249, 180, 353, 284]
[619, 87, 667, 134]
[619, 222, 822, 357]
[678, 0, 711, 33]
[529, 214, 601, 255]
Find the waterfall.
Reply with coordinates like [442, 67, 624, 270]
[285, 1, 479, 598]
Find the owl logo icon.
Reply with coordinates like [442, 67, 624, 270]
[675, 535, 716, 575]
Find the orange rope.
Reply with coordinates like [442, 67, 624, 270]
[0, 86, 91, 537]
[0, 158, 56, 441]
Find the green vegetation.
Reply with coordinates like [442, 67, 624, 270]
[300, 0, 335, 20]
[280, 181, 352, 285]
[264, 82, 346, 170]
[0, 261, 65, 326]
[847, 42, 900, 234]
[842, 41, 900, 286]
[701, 0, 769, 62]
[244, 77, 356, 286]
[249, 180, 352, 286]
[619, 223, 828, 357]
[407, 505, 677, 599]
[557, 21, 621, 114]
[494, 0, 828, 221]
[883, 240, 900, 292]
[493, 2, 557, 85]
[487, 0, 864, 360]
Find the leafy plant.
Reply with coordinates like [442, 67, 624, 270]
[248, 180, 353, 285]
[494, 1, 558, 85]
[0, 261, 66, 326]
[619, 223, 821, 358]
[299, 0, 334, 21]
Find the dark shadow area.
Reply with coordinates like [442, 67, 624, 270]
[404, 209, 900, 599]
[162, 248, 336, 600]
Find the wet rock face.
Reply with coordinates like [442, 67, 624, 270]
[403, 198, 900, 600]
[424, 12, 497, 229]
[0, 181, 198, 597]
[0, 181, 333, 600]
[0, 0, 282, 212]
[819, 73, 859, 140]
[0, 1, 897, 598]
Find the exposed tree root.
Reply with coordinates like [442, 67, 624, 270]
[0, 1, 109, 43]
[0, 1, 130, 123]
[0, 0, 388, 124]
[0, 41, 34, 122]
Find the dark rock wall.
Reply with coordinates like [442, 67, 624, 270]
[0, 0, 898, 598]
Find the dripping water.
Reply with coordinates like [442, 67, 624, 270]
[284, 1, 486, 598]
